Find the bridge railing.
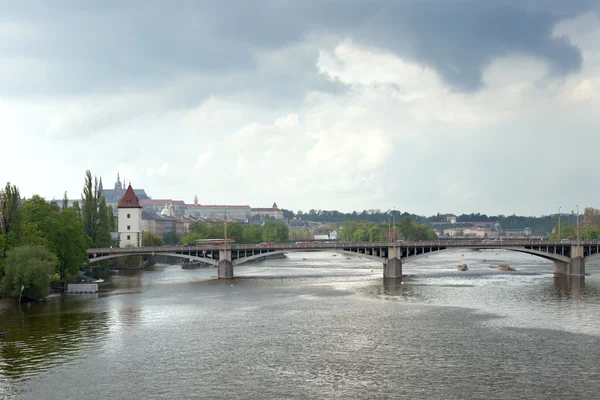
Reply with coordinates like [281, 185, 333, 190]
[87, 240, 594, 255]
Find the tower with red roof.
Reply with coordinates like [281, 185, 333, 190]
[117, 184, 143, 248]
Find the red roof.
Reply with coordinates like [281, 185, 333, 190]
[188, 204, 250, 209]
[252, 208, 280, 212]
[118, 185, 143, 208]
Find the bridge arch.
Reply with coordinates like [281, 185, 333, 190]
[89, 252, 219, 267]
[402, 246, 570, 264]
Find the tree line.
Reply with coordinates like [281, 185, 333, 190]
[0, 171, 114, 300]
[182, 221, 290, 244]
[339, 218, 437, 242]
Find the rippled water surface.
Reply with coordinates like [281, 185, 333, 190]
[1, 250, 599, 399]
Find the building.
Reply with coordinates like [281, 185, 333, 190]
[100, 174, 150, 207]
[185, 204, 251, 221]
[445, 214, 457, 224]
[118, 184, 143, 248]
[251, 202, 284, 220]
[140, 199, 187, 216]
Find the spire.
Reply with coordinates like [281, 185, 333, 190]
[272, 202, 278, 209]
[115, 172, 122, 190]
[118, 184, 142, 208]
[99, 177, 104, 193]
[194, 195, 198, 205]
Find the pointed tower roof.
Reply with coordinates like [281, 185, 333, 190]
[272, 202, 278, 209]
[118, 184, 142, 208]
[98, 177, 104, 193]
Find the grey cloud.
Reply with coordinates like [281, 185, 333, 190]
[0, 0, 597, 98]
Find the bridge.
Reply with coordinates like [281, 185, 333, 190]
[88, 240, 598, 279]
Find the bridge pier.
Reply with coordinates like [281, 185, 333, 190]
[384, 246, 402, 278]
[554, 259, 585, 276]
[218, 249, 233, 279]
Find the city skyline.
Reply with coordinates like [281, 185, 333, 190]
[2, 1, 600, 216]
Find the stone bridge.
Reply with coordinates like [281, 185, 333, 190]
[88, 240, 598, 279]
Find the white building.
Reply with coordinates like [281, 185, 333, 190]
[251, 202, 284, 220]
[118, 184, 143, 248]
[185, 204, 251, 221]
[314, 234, 329, 240]
[445, 214, 457, 224]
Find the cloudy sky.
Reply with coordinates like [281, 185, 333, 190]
[2, 1, 599, 216]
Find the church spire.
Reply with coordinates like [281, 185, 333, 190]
[99, 177, 104, 193]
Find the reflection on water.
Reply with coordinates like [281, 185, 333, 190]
[0, 250, 599, 399]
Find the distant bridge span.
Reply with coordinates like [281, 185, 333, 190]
[88, 240, 596, 278]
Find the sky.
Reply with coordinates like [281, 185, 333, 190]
[1, 0, 599, 216]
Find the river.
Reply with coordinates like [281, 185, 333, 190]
[1, 250, 599, 399]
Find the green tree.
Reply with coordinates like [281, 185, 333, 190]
[549, 222, 576, 240]
[163, 231, 181, 245]
[20, 195, 90, 280]
[96, 197, 112, 247]
[62, 191, 69, 210]
[80, 170, 111, 247]
[242, 225, 263, 243]
[580, 225, 598, 240]
[143, 231, 164, 246]
[1, 183, 21, 238]
[1, 245, 57, 299]
[55, 208, 90, 280]
[261, 221, 289, 243]
[353, 228, 369, 241]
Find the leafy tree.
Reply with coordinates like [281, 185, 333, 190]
[549, 222, 576, 240]
[261, 221, 288, 243]
[80, 170, 111, 247]
[163, 231, 181, 245]
[1, 245, 57, 300]
[580, 225, 598, 240]
[62, 191, 69, 210]
[96, 197, 112, 247]
[242, 225, 263, 243]
[1, 183, 21, 237]
[143, 231, 164, 246]
[353, 228, 369, 241]
[107, 205, 115, 232]
[55, 208, 90, 280]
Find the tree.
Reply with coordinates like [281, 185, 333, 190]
[1, 245, 57, 300]
[580, 225, 598, 240]
[81, 170, 111, 247]
[55, 208, 90, 280]
[242, 225, 262, 243]
[1, 182, 21, 237]
[62, 191, 69, 210]
[143, 231, 164, 246]
[20, 195, 89, 280]
[163, 231, 181, 245]
[261, 221, 289, 243]
[549, 222, 576, 240]
[96, 197, 112, 247]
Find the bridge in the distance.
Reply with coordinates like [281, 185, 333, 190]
[87, 240, 597, 279]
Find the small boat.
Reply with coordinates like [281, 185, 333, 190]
[345, 257, 351, 260]
[0, 332, 7, 339]
[94, 279, 105, 283]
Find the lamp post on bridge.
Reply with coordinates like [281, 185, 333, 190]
[558, 206, 561, 241]
[576, 205, 580, 245]
[393, 207, 396, 242]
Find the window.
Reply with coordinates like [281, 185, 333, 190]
[127, 213, 130, 218]
[127, 225, 131, 230]
[127, 235, 131, 240]
[127, 200, 131, 204]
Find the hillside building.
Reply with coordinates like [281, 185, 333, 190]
[118, 184, 143, 248]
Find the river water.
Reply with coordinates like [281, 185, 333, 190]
[1, 250, 599, 399]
